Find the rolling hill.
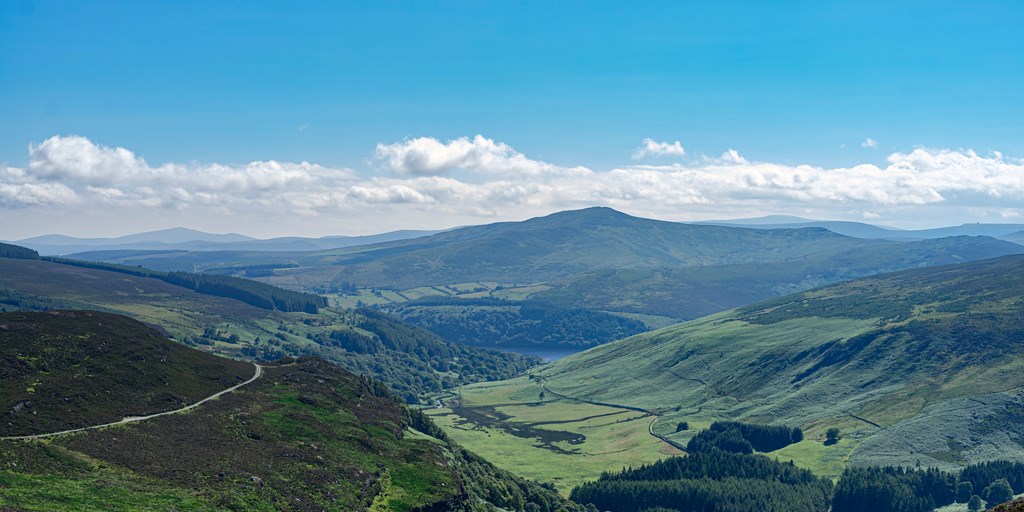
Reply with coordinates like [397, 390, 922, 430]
[1003, 231, 1024, 246]
[0, 311, 580, 511]
[529, 254, 1024, 473]
[259, 207, 1014, 289]
[65, 208, 1024, 350]
[0, 255, 538, 403]
[18, 228, 441, 256]
[698, 216, 1024, 241]
[530, 234, 1024, 320]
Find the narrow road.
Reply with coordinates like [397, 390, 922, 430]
[0, 363, 263, 441]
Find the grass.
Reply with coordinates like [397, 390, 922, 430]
[508, 255, 1024, 478]
[0, 358, 463, 511]
[421, 255, 1024, 493]
[770, 438, 859, 480]
[0, 469, 217, 511]
[426, 376, 680, 495]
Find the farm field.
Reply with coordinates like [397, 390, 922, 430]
[424, 376, 681, 495]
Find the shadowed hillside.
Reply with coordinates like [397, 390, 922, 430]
[0, 312, 580, 511]
[0, 310, 253, 437]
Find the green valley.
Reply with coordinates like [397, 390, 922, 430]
[433, 255, 1024, 492]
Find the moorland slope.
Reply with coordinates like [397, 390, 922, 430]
[0, 312, 579, 511]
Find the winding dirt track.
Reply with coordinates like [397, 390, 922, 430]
[0, 363, 263, 441]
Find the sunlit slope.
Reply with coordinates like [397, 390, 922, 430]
[261, 207, 1022, 290]
[534, 255, 1024, 470]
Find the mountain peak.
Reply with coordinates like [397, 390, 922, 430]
[527, 207, 641, 226]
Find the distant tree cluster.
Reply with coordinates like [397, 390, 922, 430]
[686, 421, 804, 454]
[570, 451, 832, 512]
[41, 256, 326, 313]
[0, 242, 40, 260]
[833, 462, 1024, 512]
[310, 308, 541, 402]
[383, 297, 648, 348]
[165, 271, 326, 313]
[202, 262, 300, 278]
[961, 461, 1024, 498]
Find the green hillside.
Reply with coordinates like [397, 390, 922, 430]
[71, 209, 1024, 349]
[531, 235, 1024, 320]
[0, 311, 253, 437]
[258, 208, 1022, 291]
[0, 313, 580, 511]
[524, 254, 1024, 474]
[0, 257, 538, 403]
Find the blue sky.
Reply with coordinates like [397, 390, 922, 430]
[2, 1, 1024, 237]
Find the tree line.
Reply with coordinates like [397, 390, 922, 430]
[0, 242, 40, 260]
[570, 450, 832, 512]
[832, 462, 1023, 512]
[309, 308, 541, 403]
[383, 296, 648, 348]
[686, 421, 804, 454]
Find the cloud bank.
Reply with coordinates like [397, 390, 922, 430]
[3, 134, 1024, 237]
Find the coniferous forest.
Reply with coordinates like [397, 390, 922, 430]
[570, 450, 833, 512]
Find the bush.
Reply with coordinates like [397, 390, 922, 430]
[984, 478, 1014, 505]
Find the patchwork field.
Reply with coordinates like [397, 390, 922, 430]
[424, 376, 681, 494]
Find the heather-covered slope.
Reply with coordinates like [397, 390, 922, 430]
[0, 312, 579, 511]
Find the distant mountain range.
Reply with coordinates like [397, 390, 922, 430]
[11, 213, 1024, 258]
[31, 207, 1024, 329]
[12, 227, 441, 255]
[696, 215, 1024, 240]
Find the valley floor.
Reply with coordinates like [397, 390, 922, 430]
[428, 370, 869, 495]
[425, 375, 681, 495]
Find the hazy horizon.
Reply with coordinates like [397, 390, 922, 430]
[8, 207, 1022, 242]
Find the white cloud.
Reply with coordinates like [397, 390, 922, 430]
[0, 166, 78, 207]
[13, 135, 358, 210]
[374, 135, 590, 177]
[862, 137, 879, 149]
[4, 134, 1024, 238]
[632, 138, 686, 159]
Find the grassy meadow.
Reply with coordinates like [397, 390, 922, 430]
[425, 376, 681, 495]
